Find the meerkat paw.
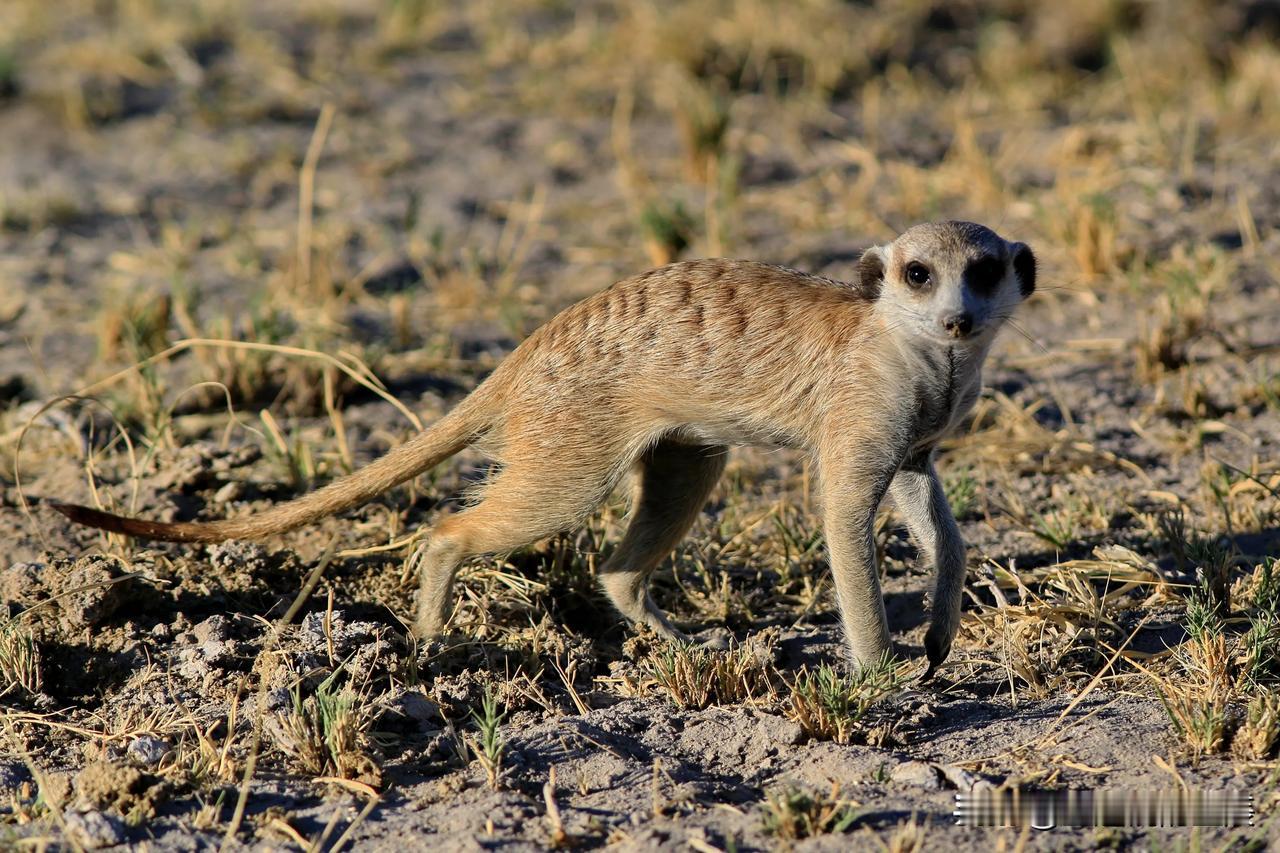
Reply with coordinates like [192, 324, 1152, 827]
[921, 623, 954, 681]
[653, 624, 695, 647]
[411, 609, 447, 642]
[694, 627, 731, 651]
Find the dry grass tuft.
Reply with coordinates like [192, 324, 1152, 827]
[0, 613, 41, 697]
[785, 655, 902, 744]
[1231, 692, 1280, 761]
[641, 640, 777, 710]
[1135, 246, 1235, 384]
[761, 781, 860, 841]
[946, 393, 1146, 482]
[668, 74, 733, 186]
[960, 546, 1166, 701]
[1151, 561, 1280, 758]
[268, 670, 381, 787]
[869, 813, 929, 853]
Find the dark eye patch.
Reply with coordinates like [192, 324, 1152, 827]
[965, 256, 1004, 294]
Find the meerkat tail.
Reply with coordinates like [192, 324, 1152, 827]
[51, 399, 491, 544]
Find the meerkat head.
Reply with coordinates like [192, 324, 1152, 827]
[857, 221, 1035, 347]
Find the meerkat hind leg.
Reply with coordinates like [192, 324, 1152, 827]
[413, 458, 622, 638]
[598, 441, 727, 643]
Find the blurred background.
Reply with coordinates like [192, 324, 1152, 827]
[1, 0, 1276, 408]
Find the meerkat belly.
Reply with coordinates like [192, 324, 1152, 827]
[637, 356, 827, 449]
[669, 416, 802, 449]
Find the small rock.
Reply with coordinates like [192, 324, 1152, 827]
[197, 639, 235, 667]
[264, 686, 292, 713]
[176, 648, 211, 681]
[63, 810, 126, 849]
[383, 689, 441, 731]
[890, 760, 941, 790]
[151, 443, 258, 492]
[73, 762, 144, 811]
[695, 627, 731, 650]
[208, 541, 272, 574]
[126, 736, 170, 768]
[299, 610, 389, 672]
[212, 481, 243, 504]
[192, 615, 229, 643]
[768, 718, 804, 747]
[938, 764, 979, 790]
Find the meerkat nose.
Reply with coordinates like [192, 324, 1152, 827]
[942, 312, 974, 338]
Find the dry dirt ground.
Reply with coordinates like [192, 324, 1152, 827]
[2, 1, 1280, 850]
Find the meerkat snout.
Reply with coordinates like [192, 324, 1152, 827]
[941, 311, 974, 339]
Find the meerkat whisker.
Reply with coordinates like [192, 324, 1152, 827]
[1003, 319, 1048, 353]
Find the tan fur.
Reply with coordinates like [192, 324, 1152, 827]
[53, 221, 1036, 673]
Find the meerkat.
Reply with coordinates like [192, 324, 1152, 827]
[53, 220, 1035, 676]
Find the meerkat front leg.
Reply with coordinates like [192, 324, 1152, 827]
[819, 453, 901, 667]
[889, 449, 966, 678]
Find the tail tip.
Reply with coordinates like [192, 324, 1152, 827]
[49, 502, 85, 520]
[49, 502, 121, 531]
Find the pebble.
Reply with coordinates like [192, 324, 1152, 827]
[212, 481, 243, 504]
[192, 615, 230, 643]
[126, 736, 170, 768]
[938, 763, 980, 790]
[63, 810, 126, 849]
[393, 690, 442, 727]
[890, 760, 941, 789]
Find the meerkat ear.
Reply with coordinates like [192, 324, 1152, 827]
[1011, 242, 1036, 297]
[857, 246, 886, 299]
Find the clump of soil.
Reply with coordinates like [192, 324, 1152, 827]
[73, 761, 168, 822]
[2, 555, 137, 634]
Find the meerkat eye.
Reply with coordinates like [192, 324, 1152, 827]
[904, 262, 931, 288]
[965, 256, 1004, 294]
